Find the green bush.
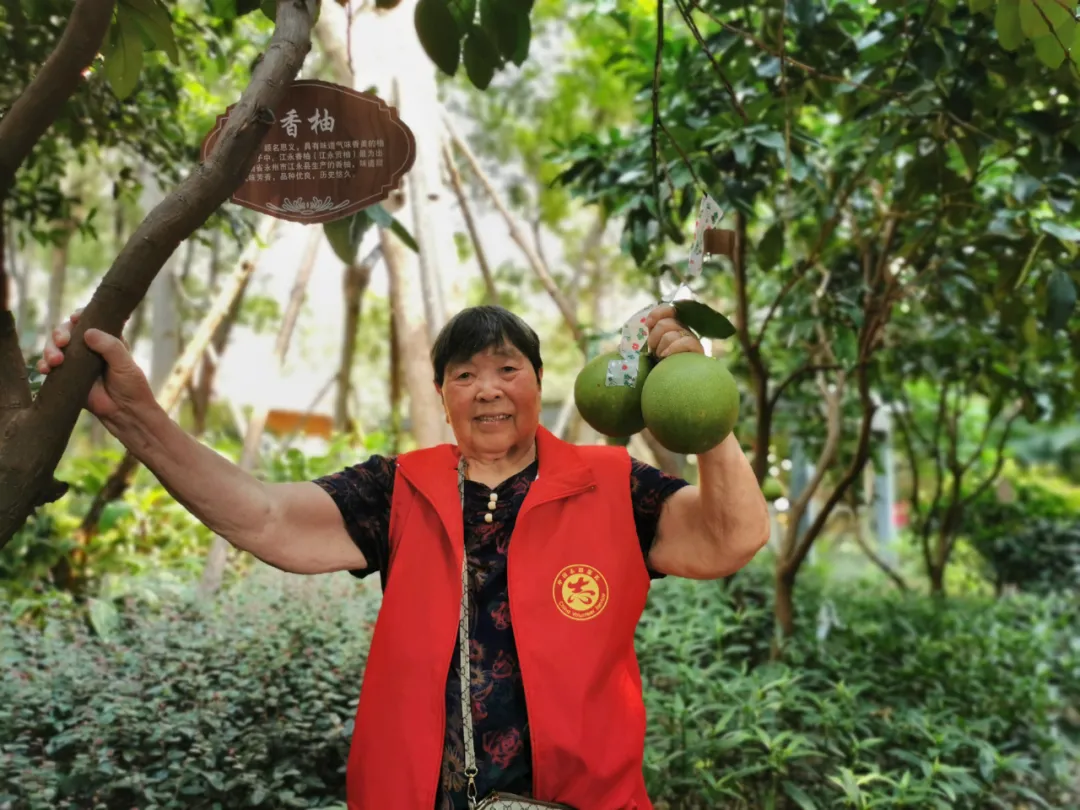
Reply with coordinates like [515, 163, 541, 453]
[964, 467, 1080, 594]
[639, 568, 1080, 809]
[2, 564, 1076, 809]
[1, 572, 376, 810]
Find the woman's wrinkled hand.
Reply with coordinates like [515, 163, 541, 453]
[38, 308, 154, 422]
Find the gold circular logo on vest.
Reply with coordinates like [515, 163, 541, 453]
[552, 564, 609, 621]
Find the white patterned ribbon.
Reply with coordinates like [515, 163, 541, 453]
[688, 193, 725, 278]
[603, 194, 726, 388]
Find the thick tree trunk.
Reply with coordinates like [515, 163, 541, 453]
[334, 247, 379, 431]
[199, 228, 321, 597]
[0, 0, 315, 550]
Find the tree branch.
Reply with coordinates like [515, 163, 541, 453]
[0, 0, 116, 201]
[673, 0, 749, 123]
[695, 8, 894, 96]
[754, 143, 885, 348]
[790, 358, 877, 574]
[0, 0, 315, 549]
[443, 143, 497, 304]
[768, 362, 846, 412]
[847, 494, 909, 591]
[444, 116, 584, 346]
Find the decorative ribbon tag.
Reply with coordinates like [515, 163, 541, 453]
[604, 193, 725, 388]
[605, 303, 656, 387]
[687, 194, 725, 278]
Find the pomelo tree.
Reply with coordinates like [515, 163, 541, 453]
[548, 0, 1080, 640]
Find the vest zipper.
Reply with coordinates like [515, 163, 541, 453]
[509, 482, 596, 798]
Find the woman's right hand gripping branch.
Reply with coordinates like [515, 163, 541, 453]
[38, 308, 156, 426]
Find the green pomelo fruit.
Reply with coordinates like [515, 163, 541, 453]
[641, 353, 740, 454]
[762, 478, 784, 501]
[573, 351, 651, 437]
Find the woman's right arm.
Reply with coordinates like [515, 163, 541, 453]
[116, 405, 366, 575]
[41, 312, 366, 575]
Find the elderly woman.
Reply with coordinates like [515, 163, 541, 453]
[41, 304, 768, 810]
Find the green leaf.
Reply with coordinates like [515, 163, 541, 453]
[415, 0, 461, 76]
[969, 0, 994, 12]
[480, 0, 523, 61]
[447, 0, 476, 30]
[103, 11, 144, 100]
[368, 204, 419, 253]
[1046, 269, 1077, 331]
[512, 7, 531, 66]
[463, 26, 498, 90]
[323, 212, 372, 265]
[235, 0, 262, 15]
[673, 299, 737, 339]
[1039, 221, 1080, 242]
[122, 0, 179, 65]
[87, 598, 120, 642]
[98, 501, 133, 533]
[757, 221, 784, 271]
[995, 0, 1023, 50]
[754, 131, 787, 151]
[1032, 33, 1067, 68]
[782, 781, 819, 810]
[260, 0, 276, 21]
[1020, 0, 1072, 37]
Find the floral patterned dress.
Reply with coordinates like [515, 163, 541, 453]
[314, 454, 688, 809]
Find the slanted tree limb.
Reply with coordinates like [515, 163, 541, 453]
[443, 116, 584, 346]
[0, 0, 115, 203]
[0, 0, 316, 550]
[443, 143, 497, 304]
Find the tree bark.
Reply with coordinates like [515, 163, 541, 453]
[335, 246, 379, 431]
[731, 212, 771, 483]
[199, 227, 320, 597]
[381, 224, 449, 448]
[0, 0, 315, 550]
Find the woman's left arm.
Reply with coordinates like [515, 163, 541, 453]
[647, 434, 769, 579]
[642, 303, 770, 579]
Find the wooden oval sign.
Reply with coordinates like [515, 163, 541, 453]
[200, 80, 416, 225]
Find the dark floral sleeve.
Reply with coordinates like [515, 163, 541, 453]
[312, 455, 397, 582]
[629, 457, 691, 579]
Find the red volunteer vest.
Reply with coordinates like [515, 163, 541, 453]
[345, 426, 654, 810]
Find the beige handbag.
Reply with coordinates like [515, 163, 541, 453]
[456, 458, 575, 810]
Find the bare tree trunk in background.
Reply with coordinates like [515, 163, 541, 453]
[44, 222, 73, 346]
[444, 117, 584, 348]
[381, 222, 448, 448]
[444, 143, 496, 304]
[388, 284, 403, 455]
[335, 246, 379, 431]
[191, 230, 251, 436]
[148, 256, 180, 394]
[8, 221, 31, 345]
[199, 228, 320, 597]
